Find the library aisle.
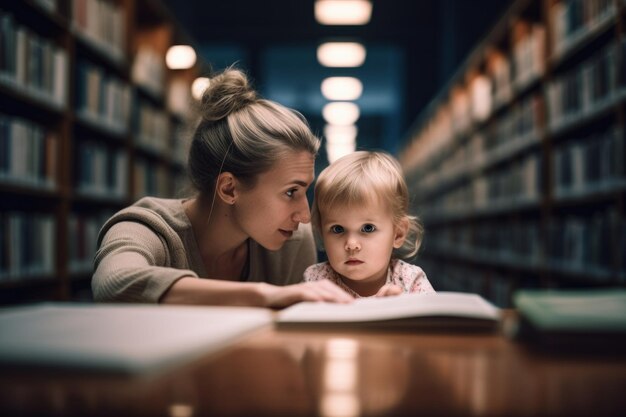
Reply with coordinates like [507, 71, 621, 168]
[400, 0, 626, 307]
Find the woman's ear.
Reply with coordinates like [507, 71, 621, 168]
[216, 172, 238, 205]
[393, 217, 409, 249]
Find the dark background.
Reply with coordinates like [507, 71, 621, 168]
[163, 0, 512, 161]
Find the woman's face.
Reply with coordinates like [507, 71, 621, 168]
[233, 150, 315, 250]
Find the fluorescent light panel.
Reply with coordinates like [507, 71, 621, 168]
[317, 42, 366, 67]
[166, 45, 197, 70]
[321, 77, 363, 101]
[326, 142, 356, 163]
[322, 102, 360, 125]
[315, 0, 372, 25]
[191, 77, 210, 100]
[324, 124, 357, 145]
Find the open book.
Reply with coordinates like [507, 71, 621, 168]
[277, 291, 502, 331]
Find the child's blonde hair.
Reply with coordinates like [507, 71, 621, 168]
[311, 151, 423, 259]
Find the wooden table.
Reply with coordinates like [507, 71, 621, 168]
[1, 323, 625, 416]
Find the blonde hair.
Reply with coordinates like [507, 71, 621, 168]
[312, 151, 423, 259]
[188, 67, 320, 195]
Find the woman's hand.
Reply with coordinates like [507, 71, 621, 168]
[374, 284, 403, 297]
[258, 280, 354, 308]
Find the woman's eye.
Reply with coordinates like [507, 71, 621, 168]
[285, 188, 297, 197]
[361, 224, 376, 233]
[330, 225, 344, 234]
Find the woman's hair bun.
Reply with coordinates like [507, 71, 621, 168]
[200, 68, 257, 122]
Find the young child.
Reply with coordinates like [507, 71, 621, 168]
[304, 151, 434, 298]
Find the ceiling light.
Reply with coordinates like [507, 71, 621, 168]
[326, 142, 357, 163]
[322, 102, 360, 125]
[321, 77, 363, 101]
[317, 42, 366, 67]
[191, 77, 210, 100]
[166, 45, 196, 70]
[315, 0, 372, 25]
[324, 124, 357, 145]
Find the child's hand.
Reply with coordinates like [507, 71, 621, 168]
[374, 284, 403, 297]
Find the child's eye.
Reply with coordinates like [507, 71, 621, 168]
[330, 225, 344, 234]
[361, 224, 376, 233]
[285, 188, 297, 198]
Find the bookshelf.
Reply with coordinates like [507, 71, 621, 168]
[0, 0, 199, 304]
[400, 0, 626, 307]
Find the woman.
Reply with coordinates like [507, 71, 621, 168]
[92, 68, 352, 307]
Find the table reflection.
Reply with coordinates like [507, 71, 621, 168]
[0, 328, 625, 416]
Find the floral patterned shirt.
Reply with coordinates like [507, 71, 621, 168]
[303, 259, 434, 298]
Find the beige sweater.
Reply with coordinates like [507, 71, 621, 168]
[92, 197, 317, 303]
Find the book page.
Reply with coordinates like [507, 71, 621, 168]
[278, 291, 501, 323]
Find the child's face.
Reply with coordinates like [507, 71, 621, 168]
[320, 199, 407, 288]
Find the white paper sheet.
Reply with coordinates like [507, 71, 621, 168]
[0, 303, 273, 373]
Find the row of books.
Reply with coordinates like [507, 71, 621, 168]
[487, 23, 543, 106]
[0, 212, 55, 281]
[72, 0, 125, 62]
[553, 126, 625, 198]
[423, 211, 624, 283]
[75, 60, 131, 134]
[0, 112, 189, 197]
[428, 219, 542, 269]
[410, 35, 621, 197]
[419, 151, 541, 219]
[0, 9, 68, 107]
[484, 153, 541, 203]
[135, 100, 171, 154]
[0, 114, 57, 189]
[485, 94, 540, 151]
[512, 22, 545, 89]
[415, 94, 541, 196]
[0, 118, 187, 198]
[488, 50, 513, 110]
[68, 211, 111, 274]
[551, 0, 615, 59]
[416, 127, 623, 219]
[132, 47, 165, 98]
[443, 22, 545, 135]
[422, 210, 625, 289]
[402, 15, 622, 174]
[547, 208, 619, 279]
[75, 140, 128, 199]
[547, 40, 621, 132]
[401, 112, 452, 176]
[133, 158, 171, 199]
[403, 91, 537, 179]
[418, 258, 514, 307]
